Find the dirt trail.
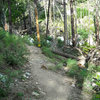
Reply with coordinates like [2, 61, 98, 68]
[28, 46, 91, 100]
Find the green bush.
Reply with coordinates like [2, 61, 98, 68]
[78, 28, 89, 40]
[80, 42, 96, 54]
[67, 59, 79, 77]
[66, 59, 88, 88]
[33, 34, 51, 47]
[39, 11, 45, 20]
[0, 29, 28, 67]
[57, 39, 64, 48]
[0, 69, 23, 99]
[41, 47, 53, 58]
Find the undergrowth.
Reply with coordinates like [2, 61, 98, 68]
[0, 29, 29, 99]
[0, 29, 28, 67]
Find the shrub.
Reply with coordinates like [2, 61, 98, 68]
[78, 28, 89, 40]
[41, 47, 53, 58]
[67, 59, 79, 77]
[33, 34, 51, 47]
[80, 42, 96, 54]
[0, 69, 23, 99]
[57, 39, 64, 48]
[0, 29, 28, 67]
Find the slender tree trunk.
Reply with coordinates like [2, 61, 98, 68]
[74, 1, 77, 46]
[23, 13, 27, 29]
[34, 0, 41, 47]
[53, 0, 55, 21]
[0, 0, 5, 29]
[46, 0, 50, 37]
[29, 7, 32, 33]
[7, 0, 12, 33]
[49, 0, 52, 23]
[55, 4, 63, 21]
[70, 0, 76, 47]
[44, 0, 47, 24]
[95, 0, 99, 45]
[63, 0, 68, 45]
[28, 0, 32, 33]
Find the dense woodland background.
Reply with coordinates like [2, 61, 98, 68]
[0, 0, 100, 100]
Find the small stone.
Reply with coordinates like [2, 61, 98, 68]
[25, 72, 31, 76]
[36, 82, 39, 85]
[38, 87, 42, 91]
[40, 91, 46, 95]
[63, 63, 67, 66]
[71, 83, 76, 88]
[32, 91, 40, 96]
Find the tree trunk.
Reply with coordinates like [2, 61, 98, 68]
[8, 0, 12, 33]
[44, 0, 47, 24]
[23, 13, 27, 29]
[34, 0, 41, 47]
[70, 0, 76, 47]
[46, 0, 50, 37]
[63, 0, 68, 45]
[28, 1, 32, 33]
[52, 50, 79, 60]
[74, 1, 77, 45]
[53, 0, 55, 21]
[95, 0, 99, 45]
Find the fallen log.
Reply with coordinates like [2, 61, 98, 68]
[52, 50, 80, 60]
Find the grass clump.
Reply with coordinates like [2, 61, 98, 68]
[66, 59, 88, 88]
[67, 59, 79, 77]
[49, 63, 63, 71]
[41, 47, 54, 58]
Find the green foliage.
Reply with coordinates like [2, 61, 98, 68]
[0, 88, 8, 98]
[41, 47, 53, 58]
[67, 59, 79, 77]
[80, 42, 96, 54]
[66, 59, 88, 88]
[78, 28, 89, 40]
[21, 35, 34, 45]
[46, 36, 53, 41]
[0, 69, 23, 99]
[49, 63, 63, 71]
[0, 29, 28, 67]
[77, 0, 87, 3]
[92, 94, 100, 100]
[57, 39, 64, 48]
[17, 92, 24, 97]
[33, 34, 51, 47]
[77, 8, 89, 18]
[39, 11, 45, 20]
[6, 0, 27, 23]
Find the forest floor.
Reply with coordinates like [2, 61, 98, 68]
[6, 45, 92, 100]
[26, 46, 91, 100]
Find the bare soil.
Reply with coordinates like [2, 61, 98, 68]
[4, 46, 92, 100]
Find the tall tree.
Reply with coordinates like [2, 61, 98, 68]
[28, 0, 32, 33]
[7, 0, 12, 33]
[46, 0, 51, 37]
[23, 12, 27, 29]
[70, 0, 76, 47]
[95, 0, 99, 45]
[63, 0, 68, 45]
[34, 0, 41, 47]
[0, 0, 6, 29]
